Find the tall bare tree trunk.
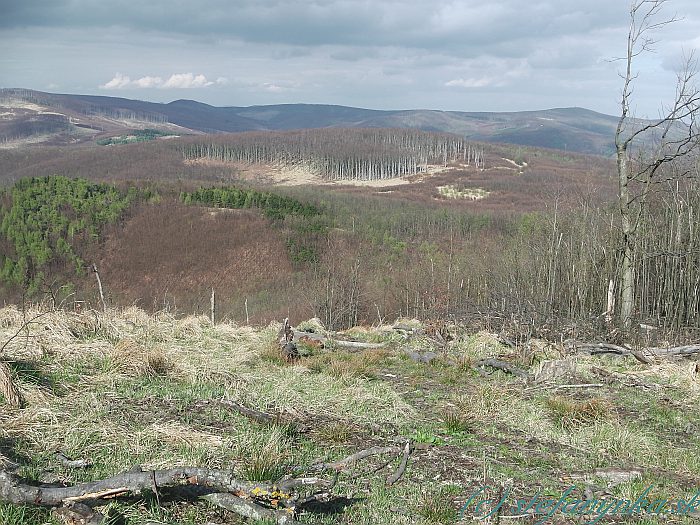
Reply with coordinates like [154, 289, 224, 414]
[617, 145, 635, 331]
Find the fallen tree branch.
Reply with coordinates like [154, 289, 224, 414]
[568, 342, 632, 356]
[524, 383, 605, 393]
[0, 467, 260, 507]
[589, 366, 661, 391]
[55, 452, 92, 469]
[1, 443, 411, 523]
[292, 329, 386, 351]
[310, 446, 403, 473]
[386, 442, 411, 486]
[473, 359, 529, 379]
[202, 399, 311, 433]
[202, 493, 302, 524]
[568, 341, 700, 360]
[217, 400, 279, 425]
[646, 344, 700, 357]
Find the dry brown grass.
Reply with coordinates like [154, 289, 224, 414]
[315, 420, 353, 444]
[545, 395, 612, 430]
[308, 348, 390, 380]
[0, 360, 22, 408]
[258, 340, 287, 366]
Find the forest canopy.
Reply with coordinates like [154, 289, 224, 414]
[0, 176, 135, 291]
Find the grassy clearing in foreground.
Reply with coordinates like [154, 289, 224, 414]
[1, 306, 699, 524]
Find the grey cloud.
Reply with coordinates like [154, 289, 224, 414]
[1, 0, 699, 115]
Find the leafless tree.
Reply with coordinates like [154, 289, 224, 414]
[615, 0, 700, 330]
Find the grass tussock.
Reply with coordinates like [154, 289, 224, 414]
[416, 488, 459, 524]
[236, 429, 291, 482]
[442, 408, 471, 434]
[545, 395, 612, 430]
[307, 348, 390, 379]
[316, 420, 353, 444]
[258, 340, 287, 365]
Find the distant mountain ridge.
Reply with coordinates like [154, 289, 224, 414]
[0, 88, 622, 155]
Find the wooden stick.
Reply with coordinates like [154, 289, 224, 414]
[202, 493, 303, 524]
[386, 442, 411, 486]
[55, 452, 92, 469]
[311, 446, 403, 472]
[64, 487, 129, 503]
[210, 288, 215, 325]
[91, 264, 107, 313]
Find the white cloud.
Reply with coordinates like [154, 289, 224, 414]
[445, 76, 499, 88]
[133, 75, 163, 88]
[262, 82, 286, 92]
[99, 72, 216, 89]
[100, 72, 132, 89]
[162, 73, 213, 88]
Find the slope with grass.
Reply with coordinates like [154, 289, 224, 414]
[1, 307, 698, 524]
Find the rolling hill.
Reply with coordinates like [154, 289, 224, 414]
[1, 88, 621, 155]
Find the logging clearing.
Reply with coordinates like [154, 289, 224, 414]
[180, 128, 485, 182]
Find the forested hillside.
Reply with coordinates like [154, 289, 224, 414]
[0, 176, 137, 292]
[0, 129, 698, 336]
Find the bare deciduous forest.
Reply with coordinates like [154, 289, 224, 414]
[1, 125, 699, 340]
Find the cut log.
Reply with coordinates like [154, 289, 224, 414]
[333, 340, 385, 350]
[292, 329, 385, 351]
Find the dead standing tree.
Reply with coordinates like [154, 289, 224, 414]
[615, 0, 700, 331]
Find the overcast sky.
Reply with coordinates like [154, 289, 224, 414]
[2, 0, 700, 116]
